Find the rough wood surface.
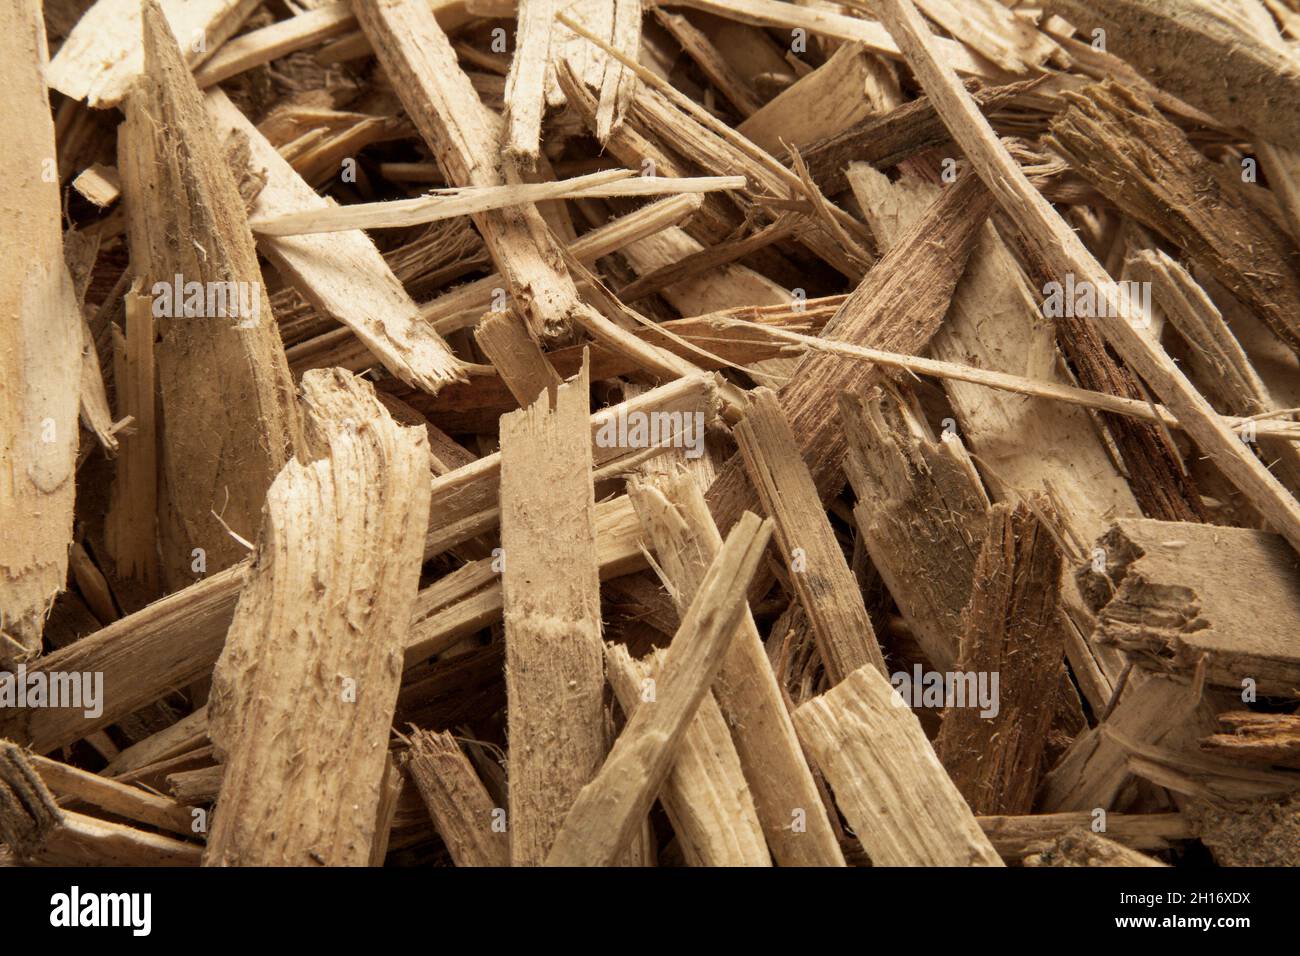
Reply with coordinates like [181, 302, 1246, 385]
[605, 644, 770, 866]
[840, 389, 988, 672]
[1043, 0, 1300, 150]
[1081, 518, 1300, 696]
[205, 90, 465, 395]
[1040, 673, 1218, 812]
[934, 503, 1066, 815]
[1022, 828, 1169, 867]
[627, 470, 846, 866]
[793, 665, 1004, 867]
[0, 0, 82, 666]
[1046, 80, 1300, 359]
[544, 512, 772, 866]
[706, 171, 992, 535]
[735, 387, 887, 683]
[502, 0, 556, 167]
[801, 79, 1032, 195]
[47, 0, 257, 108]
[403, 729, 509, 867]
[499, 363, 608, 866]
[14, 0, 1300, 874]
[874, 0, 1300, 558]
[978, 811, 1193, 858]
[1201, 712, 1300, 769]
[204, 371, 431, 866]
[105, 287, 158, 589]
[355, 0, 594, 341]
[119, 0, 303, 589]
[1, 742, 201, 866]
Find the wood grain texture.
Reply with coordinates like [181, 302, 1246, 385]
[706, 171, 991, 535]
[1046, 80, 1300, 359]
[735, 387, 887, 683]
[404, 729, 509, 866]
[874, 0, 1300, 558]
[354, 0, 591, 341]
[105, 287, 159, 589]
[935, 503, 1066, 815]
[605, 644, 770, 866]
[499, 363, 607, 866]
[840, 389, 988, 674]
[794, 665, 1004, 866]
[1082, 519, 1300, 696]
[205, 89, 465, 395]
[204, 370, 431, 866]
[1043, 0, 1300, 150]
[627, 470, 846, 866]
[544, 512, 773, 866]
[0, 0, 82, 665]
[48, 0, 258, 108]
[119, 0, 303, 589]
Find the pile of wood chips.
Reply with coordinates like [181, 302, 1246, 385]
[4, 0, 1300, 868]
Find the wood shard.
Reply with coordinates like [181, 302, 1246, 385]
[1081, 518, 1300, 696]
[735, 387, 888, 682]
[204, 370, 431, 866]
[627, 470, 846, 866]
[544, 512, 773, 866]
[935, 503, 1066, 815]
[1043, 0, 1300, 150]
[1022, 828, 1169, 867]
[206, 90, 466, 395]
[794, 665, 1004, 866]
[404, 729, 509, 867]
[0, 0, 82, 665]
[605, 644, 771, 866]
[47, 0, 257, 108]
[874, 0, 1300, 558]
[119, 0, 303, 588]
[500, 362, 607, 866]
[1046, 80, 1300, 358]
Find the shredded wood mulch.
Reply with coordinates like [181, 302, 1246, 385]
[3, 0, 1300, 868]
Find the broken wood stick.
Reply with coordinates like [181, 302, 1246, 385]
[47, 0, 258, 108]
[403, 729, 509, 866]
[105, 285, 159, 589]
[205, 89, 465, 395]
[1080, 518, 1300, 697]
[713, 319, 1300, 440]
[355, 0, 598, 341]
[204, 370, 431, 866]
[499, 362, 608, 866]
[248, 171, 746, 236]
[934, 502, 1066, 815]
[0, 0, 83, 666]
[119, 0, 303, 588]
[627, 470, 847, 866]
[1046, 80, 1300, 359]
[1043, 0, 1300, 150]
[605, 644, 770, 866]
[734, 387, 888, 682]
[1, 742, 201, 866]
[839, 389, 989, 673]
[978, 811, 1193, 859]
[705, 170, 992, 534]
[793, 665, 1005, 866]
[1201, 712, 1300, 769]
[544, 511, 773, 866]
[502, 0, 555, 167]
